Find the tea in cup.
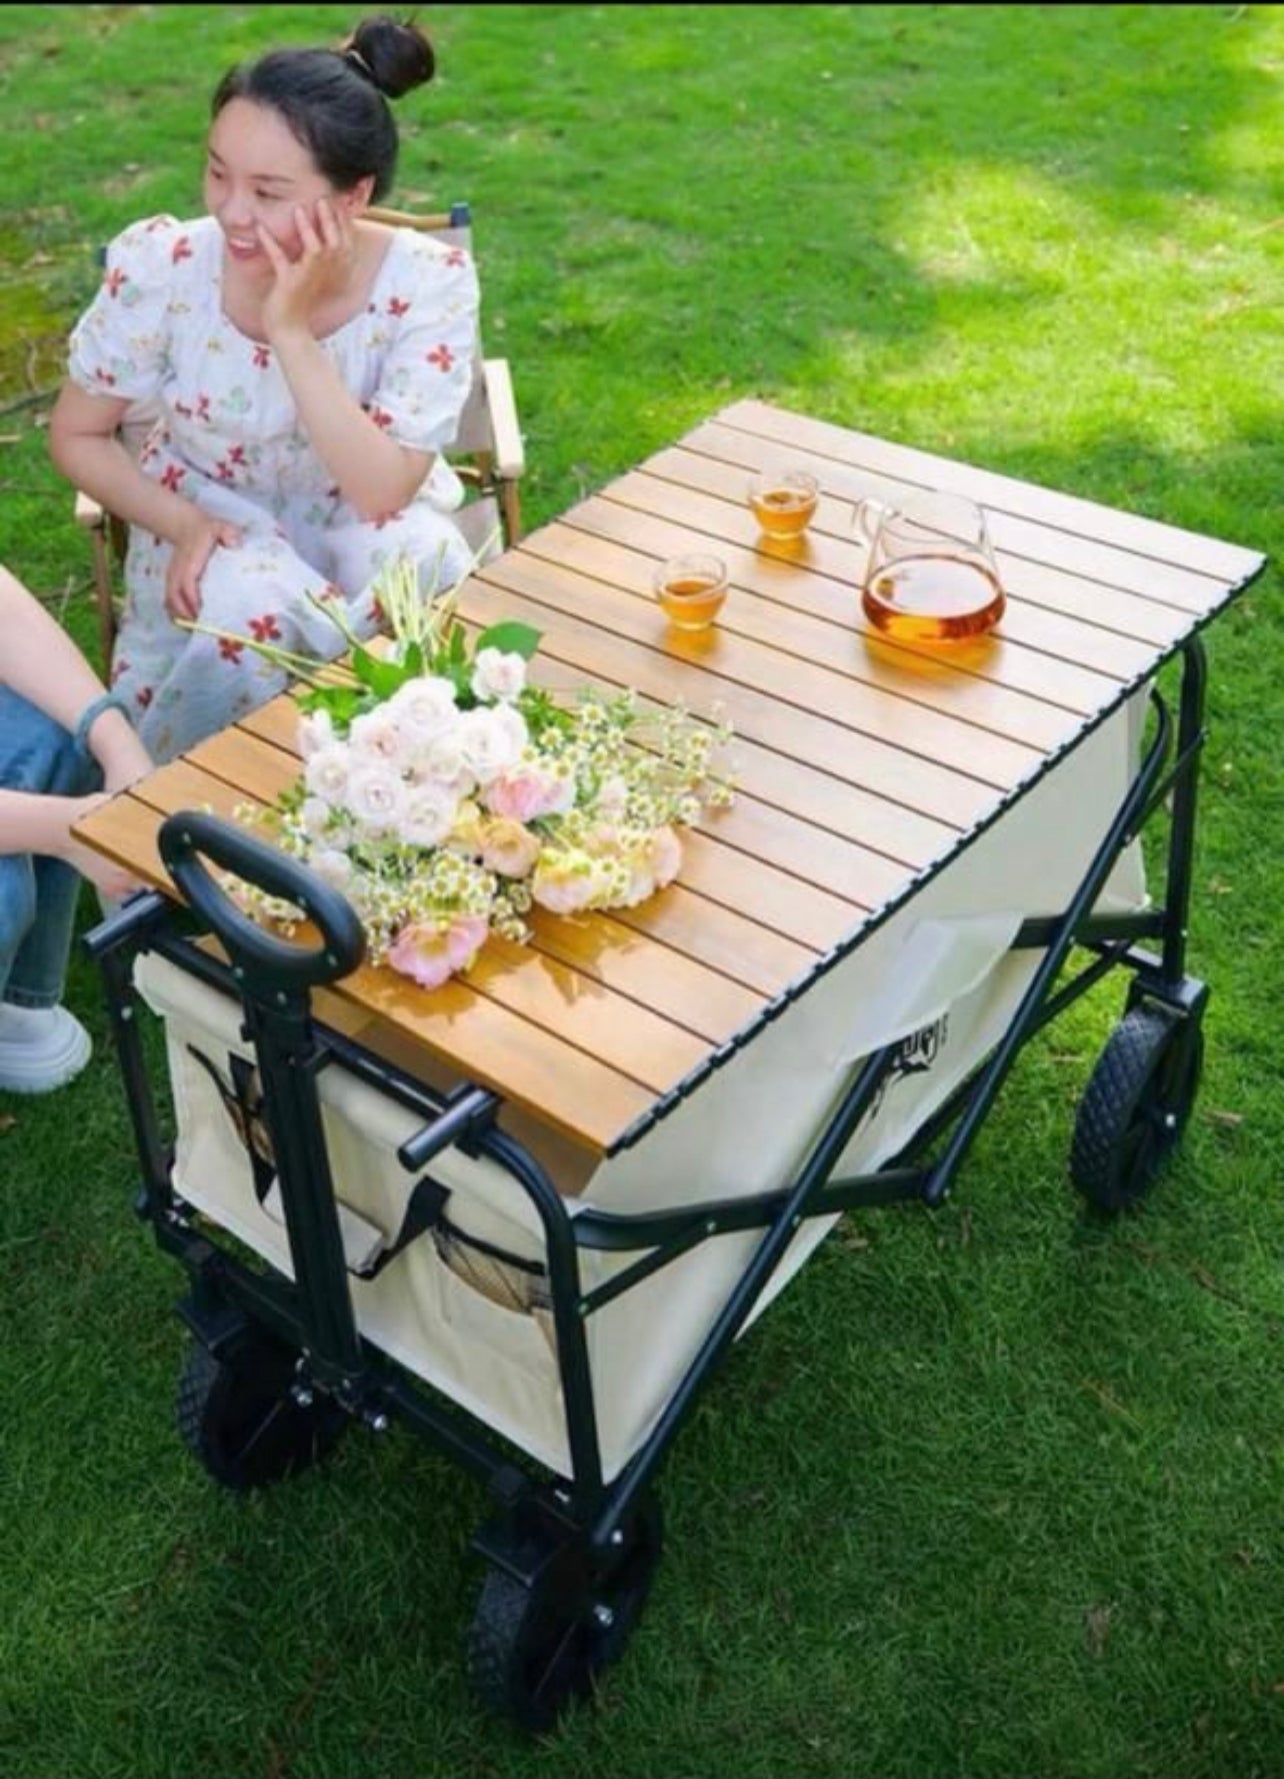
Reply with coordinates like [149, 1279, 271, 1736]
[654, 553, 729, 631]
[749, 467, 819, 539]
[853, 490, 1005, 643]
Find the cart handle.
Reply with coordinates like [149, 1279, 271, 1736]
[158, 809, 366, 991]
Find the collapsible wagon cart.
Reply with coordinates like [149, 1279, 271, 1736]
[78, 402, 1265, 1731]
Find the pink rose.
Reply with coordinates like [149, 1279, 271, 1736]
[484, 762, 574, 822]
[531, 852, 600, 915]
[480, 816, 542, 879]
[387, 914, 490, 989]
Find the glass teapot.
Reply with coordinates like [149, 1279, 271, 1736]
[853, 490, 1005, 643]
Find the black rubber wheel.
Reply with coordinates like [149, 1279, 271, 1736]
[1070, 1003, 1205, 1213]
[467, 1494, 663, 1732]
[175, 1334, 348, 1492]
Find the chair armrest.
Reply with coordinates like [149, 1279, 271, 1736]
[481, 357, 525, 479]
[75, 489, 106, 530]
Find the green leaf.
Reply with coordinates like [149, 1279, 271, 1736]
[475, 620, 542, 660]
[350, 645, 412, 701]
[519, 685, 573, 738]
[297, 685, 369, 730]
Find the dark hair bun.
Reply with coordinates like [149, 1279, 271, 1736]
[346, 15, 434, 99]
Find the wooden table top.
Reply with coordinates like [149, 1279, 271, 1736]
[75, 398, 1265, 1157]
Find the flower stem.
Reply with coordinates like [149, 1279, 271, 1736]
[176, 618, 337, 689]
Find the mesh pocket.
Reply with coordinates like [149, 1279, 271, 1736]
[432, 1219, 555, 1354]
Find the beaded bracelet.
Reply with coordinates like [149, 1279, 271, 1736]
[73, 690, 134, 758]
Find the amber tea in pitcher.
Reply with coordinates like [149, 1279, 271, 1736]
[854, 491, 1005, 643]
[863, 555, 1006, 644]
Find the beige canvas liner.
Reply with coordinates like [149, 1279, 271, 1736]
[135, 690, 1148, 1482]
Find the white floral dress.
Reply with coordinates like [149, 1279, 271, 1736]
[68, 213, 480, 762]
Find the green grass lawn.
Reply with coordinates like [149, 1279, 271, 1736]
[2, 5, 1282, 1775]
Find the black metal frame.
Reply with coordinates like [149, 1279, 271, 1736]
[86, 639, 1212, 1585]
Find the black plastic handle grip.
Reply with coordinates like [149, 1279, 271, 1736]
[158, 810, 366, 991]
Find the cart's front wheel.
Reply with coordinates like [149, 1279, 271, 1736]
[176, 1333, 347, 1492]
[467, 1494, 663, 1732]
[1070, 1003, 1204, 1213]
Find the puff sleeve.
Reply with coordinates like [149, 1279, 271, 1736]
[370, 234, 481, 455]
[66, 213, 187, 401]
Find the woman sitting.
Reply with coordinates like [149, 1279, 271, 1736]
[49, 13, 479, 763]
[0, 562, 150, 1094]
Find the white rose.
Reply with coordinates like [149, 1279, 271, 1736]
[414, 730, 472, 791]
[344, 763, 406, 835]
[456, 703, 529, 785]
[348, 708, 407, 769]
[401, 782, 460, 849]
[300, 795, 333, 838]
[309, 848, 354, 891]
[386, 674, 459, 746]
[471, 648, 527, 704]
[297, 709, 335, 759]
[303, 744, 352, 805]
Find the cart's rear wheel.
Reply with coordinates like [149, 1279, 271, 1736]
[176, 1333, 347, 1492]
[1070, 1003, 1204, 1213]
[467, 1494, 663, 1732]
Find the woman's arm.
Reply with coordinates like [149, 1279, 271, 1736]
[259, 205, 432, 522]
[48, 385, 243, 622]
[0, 786, 139, 897]
[0, 564, 151, 791]
[0, 565, 150, 893]
[49, 384, 200, 545]
[271, 328, 431, 521]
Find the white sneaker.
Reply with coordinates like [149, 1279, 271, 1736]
[0, 1002, 93, 1094]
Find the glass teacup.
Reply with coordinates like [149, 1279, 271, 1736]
[749, 467, 819, 539]
[653, 553, 729, 631]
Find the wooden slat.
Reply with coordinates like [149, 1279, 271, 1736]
[187, 706, 775, 1041]
[512, 653, 962, 867]
[220, 690, 905, 918]
[465, 547, 1038, 779]
[154, 743, 809, 1042]
[133, 759, 715, 1093]
[591, 441, 1203, 652]
[714, 398, 1264, 587]
[522, 906, 764, 1039]
[167, 732, 821, 1010]
[673, 421, 1211, 616]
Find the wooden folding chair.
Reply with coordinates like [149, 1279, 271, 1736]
[74, 200, 525, 672]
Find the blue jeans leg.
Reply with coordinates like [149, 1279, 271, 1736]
[0, 687, 101, 1009]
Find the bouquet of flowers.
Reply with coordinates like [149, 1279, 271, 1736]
[200, 551, 734, 990]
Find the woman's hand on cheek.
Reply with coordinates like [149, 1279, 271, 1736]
[313, 196, 353, 263]
[259, 202, 351, 341]
[256, 221, 310, 342]
[299, 198, 355, 299]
